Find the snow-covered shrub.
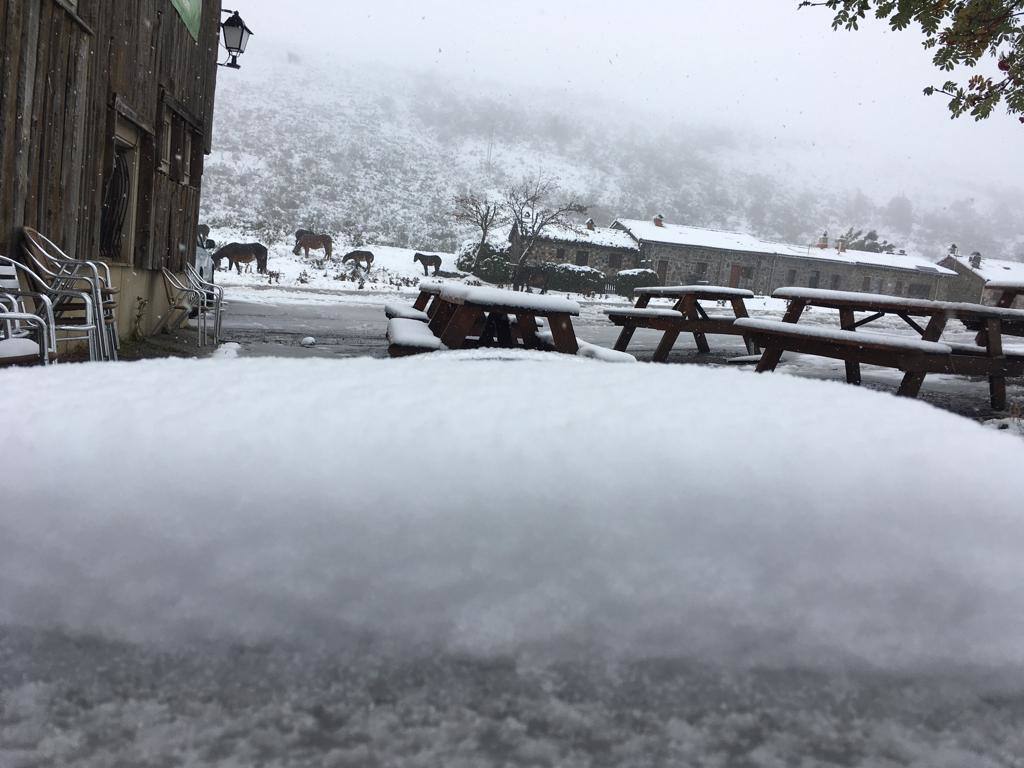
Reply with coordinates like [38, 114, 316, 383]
[615, 268, 660, 298]
[541, 263, 605, 295]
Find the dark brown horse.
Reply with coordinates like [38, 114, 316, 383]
[413, 252, 442, 276]
[342, 250, 374, 270]
[293, 232, 333, 259]
[213, 243, 268, 274]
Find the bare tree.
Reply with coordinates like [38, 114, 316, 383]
[503, 175, 586, 289]
[453, 192, 506, 272]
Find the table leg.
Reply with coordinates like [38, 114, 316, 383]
[755, 343, 784, 373]
[546, 313, 579, 355]
[684, 296, 710, 354]
[898, 312, 948, 398]
[782, 300, 806, 323]
[839, 308, 861, 385]
[986, 318, 1007, 410]
[478, 312, 497, 346]
[440, 305, 482, 349]
[730, 298, 759, 355]
[652, 326, 682, 363]
[413, 291, 431, 311]
[428, 300, 456, 335]
[493, 313, 514, 347]
[615, 325, 638, 352]
[517, 314, 541, 350]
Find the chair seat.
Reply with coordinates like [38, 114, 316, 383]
[0, 337, 43, 364]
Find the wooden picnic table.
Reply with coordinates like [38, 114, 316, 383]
[605, 285, 760, 362]
[738, 287, 1024, 409]
[388, 281, 582, 356]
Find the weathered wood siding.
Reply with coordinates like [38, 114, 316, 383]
[1, 0, 221, 272]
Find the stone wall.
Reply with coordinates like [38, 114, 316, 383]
[530, 240, 642, 279]
[637, 242, 950, 299]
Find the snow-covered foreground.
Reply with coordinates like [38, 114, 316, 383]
[3, 355, 1024, 766]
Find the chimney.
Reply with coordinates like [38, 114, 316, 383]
[585, 218, 596, 231]
[970, 252, 982, 269]
[837, 237, 847, 254]
[817, 230, 828, 249]
[653, 214, 665, 228]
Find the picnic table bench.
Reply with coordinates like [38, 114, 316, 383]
[738, 287, 1024, 409]
[387, 281, 622, 359]
[605, 285, 760, 362]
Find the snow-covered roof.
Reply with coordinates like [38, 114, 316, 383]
[951, 255, 1024, 287]
[534, 223, 639, 251]
[613, 219, 955, 276]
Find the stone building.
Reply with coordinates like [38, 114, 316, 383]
[527, 219, 641, 280]
[939, 253, 1024, 307]
[610, 217, 956, 299]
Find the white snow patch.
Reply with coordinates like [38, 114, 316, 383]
[1, 357, 1024, 674]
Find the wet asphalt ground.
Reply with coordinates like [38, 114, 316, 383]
[221, 297, 1022, 422]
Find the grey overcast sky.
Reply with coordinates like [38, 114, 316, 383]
[230, 0, 1021, 193]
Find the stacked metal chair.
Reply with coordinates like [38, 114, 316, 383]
[17, 227, 120, 361]
[0, 252, 101, 362]
[185, 262, 228, 345]
[159, 267, 211, 347]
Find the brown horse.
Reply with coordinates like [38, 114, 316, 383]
[213, 242, 268, 274]
[342, 250, 374, 270]
[293, 232, 333, 259]
[413, 252, 442, 276]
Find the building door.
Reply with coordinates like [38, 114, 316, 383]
[657, 260, 669, 284]
[728, 264, 743, 288]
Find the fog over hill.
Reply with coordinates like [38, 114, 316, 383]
[201, 46, 1024, 260]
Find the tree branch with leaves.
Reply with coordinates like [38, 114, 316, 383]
[799, 0, 1024, 121]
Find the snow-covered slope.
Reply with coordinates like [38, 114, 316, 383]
[201, 48, 1024, 262]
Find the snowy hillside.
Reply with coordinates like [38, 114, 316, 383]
[207, 225, 456, 294]
[201, 47, 1024, 261]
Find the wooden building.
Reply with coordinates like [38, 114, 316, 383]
[1, 0, 223, 338]
[611, 217, 956, 300]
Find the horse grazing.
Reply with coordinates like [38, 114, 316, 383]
[342, 250, 374, 270]
[293, 232, 333, 260]
[413, 252, 442, 276]
[213, 242, 268, 275]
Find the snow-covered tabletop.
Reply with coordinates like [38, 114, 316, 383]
[439, 283, 580, 315]
[775, 286, 1024, 320]
[602, 307, 683, 319]
[635, 285, 755, 299]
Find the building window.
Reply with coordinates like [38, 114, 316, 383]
[691, 262, 709, 282]
[575, 250, 589, 267]
[158, 105, 172, 174]
[100, 115, 141, 263]
[808, 271, 820, 289]
[786, 269, 797, 285]
[908, 283, 929, 299]
[556, 248, 566, 261]
[830, 274, 842, 290]
[861, 276, 871, 292]
[657, 260, 669, 283]
[895, 280, 904, 295]
[608, 253, 622, 270]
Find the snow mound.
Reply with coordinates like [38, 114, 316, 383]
[2, 357, 1024, 678]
